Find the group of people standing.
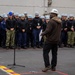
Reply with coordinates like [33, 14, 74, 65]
[59, 14, 75, 48]
[0, 11, 50, 49]
[0, 11, 75, 49]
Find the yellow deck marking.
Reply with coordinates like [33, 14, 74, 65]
[0, 65, 20, 75]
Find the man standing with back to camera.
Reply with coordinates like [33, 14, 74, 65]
[41, 9, 62, 72]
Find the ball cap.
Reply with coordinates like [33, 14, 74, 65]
[21, 14, 25, 17]
[8, 12, 13, 16]
[61, 14, 67, 17]
[69, 14, 74, 17]
[3, 13, 8, 18]
[28, 15, 33, 19]
[14, 12, 19, 16]
[50, 9, 58, 15]
[35, 11, 39, 16]
[24, 12, 27, 15]
[45, 15, 50, 20]
[40, 16, 45, 19]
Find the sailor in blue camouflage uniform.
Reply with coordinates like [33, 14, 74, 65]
[67, 14, 75, 47]
[0, 14, 8, 48]
[17, 14, 28, 49]
[33, 12, 42, 48]
[26, 15, 34, 48]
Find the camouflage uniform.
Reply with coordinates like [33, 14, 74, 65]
[6, 30, 15, 47]
[67, 17, 75, 47]
[6, 18, 16, 48]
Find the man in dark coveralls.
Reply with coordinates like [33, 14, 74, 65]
[41, 9, 62, 72]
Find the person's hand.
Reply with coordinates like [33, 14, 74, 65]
[30, 27, 32, 30]
[40, 33, 42, 36]
[10, 28, 14, 31]
[36, 26, 41, 29]
[64, 28, 67, 31]
[40, 32, 43, 36]
[71, 27, 74, 31]
[22, 29, 25, 32]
